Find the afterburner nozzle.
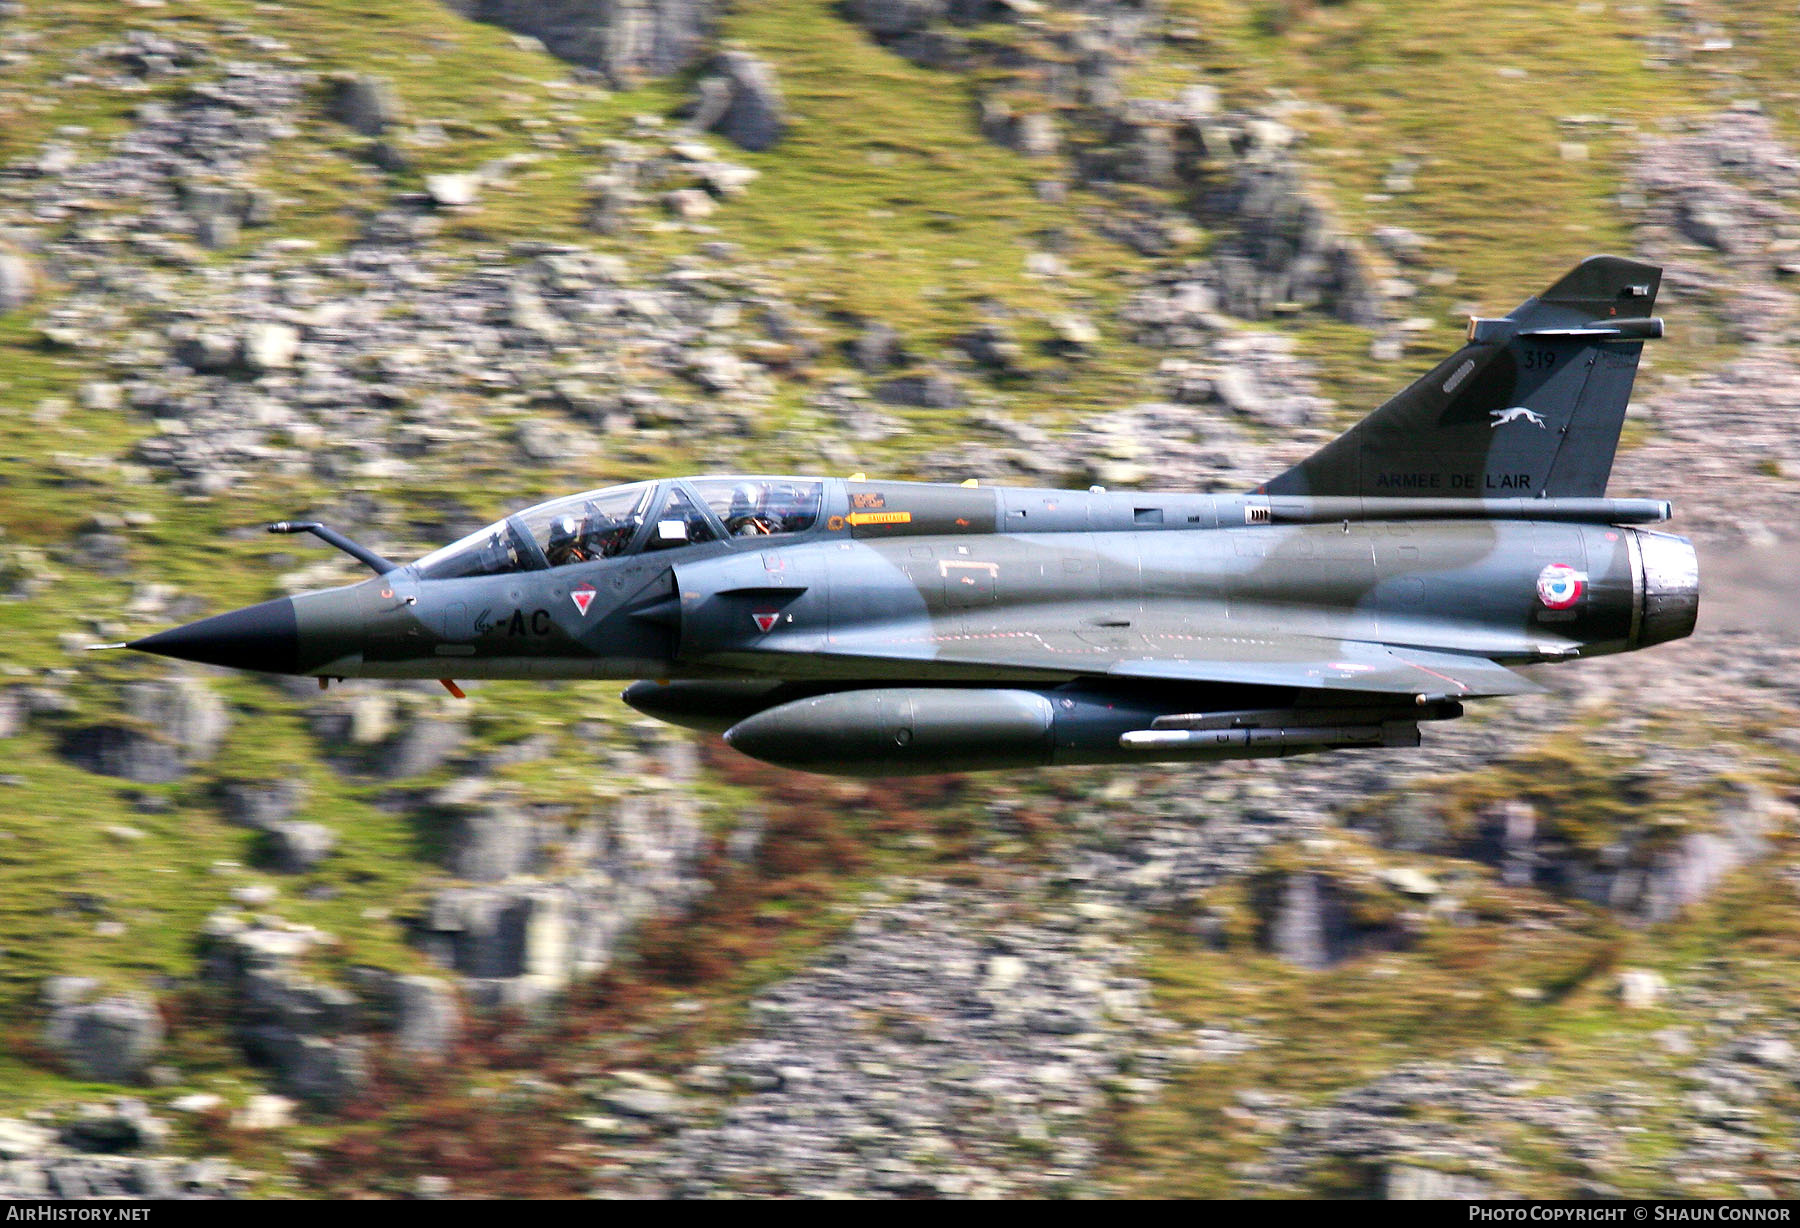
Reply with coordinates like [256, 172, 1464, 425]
[1634, 530, 1699, 648]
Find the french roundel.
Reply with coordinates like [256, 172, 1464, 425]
[1536, 562, 1586, 610]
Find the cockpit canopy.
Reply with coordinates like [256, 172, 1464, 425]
[413, 478, 824, 581]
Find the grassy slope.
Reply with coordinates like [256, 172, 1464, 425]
[1147, 0, 1765, 409]
[1092, 0, 1800, 1195]
[1103, 740, 1800, 1197]
[0, 0, 1107, 1129]
[0, 0, 1794, 1196]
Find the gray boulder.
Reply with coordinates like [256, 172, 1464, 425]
[267, 821, 337, 874]
[1266, 871, 1337, 970]
[601, 1086, 685, 1122]
[1325, 239, 1383, 327]
[59, 1101, 168, 1154]
[959, 320, 1024, 372]
[58, 725, 183, 784]
[415, 790, 707, 1002]
[60, 673, 227, 779]
[194, 211, 239, 250]
[852, 0, 948, 36]
[852, 321, 905, 372]
[700, 49, 787, 152]
[366, 139, 411, 173]
[1010, 111, 1059, 158]
[446, 803, 536, 881]
[1676, 199, 1740, 253]
[42, 977, 99, 1010]
[170, 326, 239, 373]
[240, 973, 359, 1038]
[1256, 871, 1409, 969]
[281, 1036, 368, 1108]
[0, 248, 34, 312]
[239, 322, 300, 372]
[875, 370, 963, 409]
[1204, 158, 1385, 327]
[690, 74, 732, 131]
[455, 0, 717, 88]
[44, 994, 163, 1084]
[1430, 781, 1784, 923]
[725, 808, 764, 862]
[417, 886, 555, 981]
[218, 778, 307, 831]
[424, 172, 481, 208]
[1211, 367, 1269, 420]
[328, 74, 402, 136]
[129, 678, 227, 760]
[394, 975, 460, 1057]
[1386, 1163, 1493, 1200]
[375, 714, 467, 779]
[205, 922, 391, 1107]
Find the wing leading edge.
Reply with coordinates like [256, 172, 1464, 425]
[748, 624, 1543, 700]
[1104, 639, 1542, 699]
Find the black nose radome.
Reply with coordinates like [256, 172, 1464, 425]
[128, 597, 299, 674]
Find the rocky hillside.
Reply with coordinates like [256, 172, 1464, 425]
[1, 0, 1798, 1198]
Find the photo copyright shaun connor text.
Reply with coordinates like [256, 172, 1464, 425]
[1471, 1212, 1792, 1223]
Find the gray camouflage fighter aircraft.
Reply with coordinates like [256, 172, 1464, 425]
[119, 255, 1698, 775]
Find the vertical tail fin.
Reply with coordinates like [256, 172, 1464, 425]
[1260, 255, 1663, 499]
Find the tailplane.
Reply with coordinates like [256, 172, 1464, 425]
[1260, 255, 1663, 499]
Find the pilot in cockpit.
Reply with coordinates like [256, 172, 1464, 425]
[587, 508, 636, 558]
[546, 515, 591, 567]
[726, 482, 778, 537]
[547, 504, 639, 565]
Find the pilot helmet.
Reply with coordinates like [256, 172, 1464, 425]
[548, 514, 581, 552]
[728, 482, 761, 518]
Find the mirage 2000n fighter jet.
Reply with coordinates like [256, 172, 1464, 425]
[120, 256, 1698, 775]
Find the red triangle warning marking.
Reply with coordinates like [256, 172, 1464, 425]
[752, 611, 779, 633]
[571, 583, 597, 616]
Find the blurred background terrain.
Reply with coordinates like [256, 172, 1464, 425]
[0, 0, 1798, 1198]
